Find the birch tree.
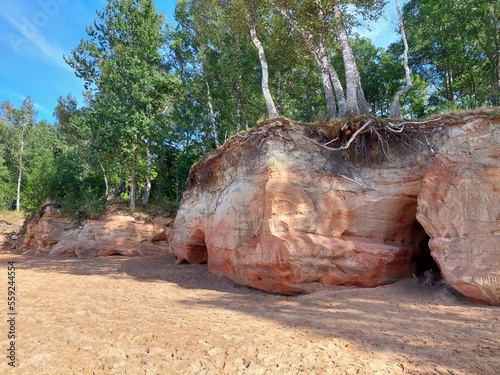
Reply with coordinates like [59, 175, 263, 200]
[65, 0, 173, 210]
[333, 3, 370, 115]
[274, 0, 384, 117]
[0, 98, 36, 211]
[274, 2, 346, 119]
[207, 0, 279, 119]
[389, 0, 412, 118]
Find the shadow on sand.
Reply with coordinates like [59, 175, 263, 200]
[5, 253, 500, 374]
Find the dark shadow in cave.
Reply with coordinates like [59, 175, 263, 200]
[412, 228, 442, 281]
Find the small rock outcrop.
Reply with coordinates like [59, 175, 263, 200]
[15, 205, 171, 258]
[170, 113, 500, 304]
[0, 218, 23, 253]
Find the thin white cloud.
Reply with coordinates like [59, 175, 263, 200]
[0, 3, 72, 72]
[31, 35, 73, 73]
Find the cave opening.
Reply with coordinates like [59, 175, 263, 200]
[187, 229, 208, 264]
[412, 225, 442, 282]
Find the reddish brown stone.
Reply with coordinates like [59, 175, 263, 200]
[417, 117, 500, 305]
[170, 119, 428, 294]
[15, 208, 171, 258]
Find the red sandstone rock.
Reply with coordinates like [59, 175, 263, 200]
[74, 214, 170, 258]
[15, 206, 171, 258]
[417, 117, 500, 305]
[16, 205, 70, 255]
[170, 119, 429, 294]
[0, 218, 23, 252]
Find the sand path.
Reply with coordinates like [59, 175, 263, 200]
[0, 254, 498, 374]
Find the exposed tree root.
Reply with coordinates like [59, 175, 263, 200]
[301, 115, 445, 162]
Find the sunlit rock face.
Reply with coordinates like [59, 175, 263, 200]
[15, 205, 171, 258]
[16, 204, 72, 255]
[417, 117, 500, 305]
[171, 114, 500, 304]
[170, 119, 431, 294]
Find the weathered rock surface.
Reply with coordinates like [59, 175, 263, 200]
[15, 205, 171, 258]
[15, 204, 70, 255]
[170, 118, 432, 294]
[171, 114, 500, 304]
[417, 117, 500, 305]
[0, 218, 24, 252]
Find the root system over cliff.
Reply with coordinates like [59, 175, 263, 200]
[186, 109, 500, 190]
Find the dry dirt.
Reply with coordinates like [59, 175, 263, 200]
[0, 253, 498, 375]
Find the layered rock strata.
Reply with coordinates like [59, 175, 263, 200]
[16, 205, 171, 258]
[417, 117, 500, 305]
[170, 119, 432, 294]
[171, 114, 500, 304]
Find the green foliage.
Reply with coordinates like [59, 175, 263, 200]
[65, 0, 176, 209]
[404, 0, 500, 112]
[22, 148, 106, 218]
[2, 0, 498, 219]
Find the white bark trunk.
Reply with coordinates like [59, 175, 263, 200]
[99, 162, 109, 203]
[205, 80, 220, 147]
[15, 131, 25, 212]
[248, 23, 278, 118]
[16, 167, 22, 212]
[318, 55, 337, 119]
[334, 5, 369, 115]
[130, 168, 136, 210]
[141, 143, 152, 207]
[275, 5, 346, 119]
[390, 0, 413, 118]
[236, 78, 243, 132]
[129, 148, 137, 211]
[317, 39, 347, 117]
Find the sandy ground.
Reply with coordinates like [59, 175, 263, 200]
[0, 253, 498, 375]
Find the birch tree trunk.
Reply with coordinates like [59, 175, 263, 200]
[274, 5, 346, 119]
[248, 23, 278, 118]
[99, 162, 109, 204]
[141, 142, 152, 207]
[15, 128, 25, 212]
[205, 80, 220, 147]
[15, 164, 22, 212]
[236, 79, 243, 132]
[317, 37, 347, 117]
[129, 147, 137, 210]
[390, 0, 413, 118]
[334, 4, 369, 115]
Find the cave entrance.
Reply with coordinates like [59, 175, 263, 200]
[412, 222, 442, 281]
[187, 229, 208, 264]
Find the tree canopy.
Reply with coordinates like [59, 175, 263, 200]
[1, 0, 497, 216]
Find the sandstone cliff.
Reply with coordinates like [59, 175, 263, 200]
[15, 204, 171, 258]
[417, 116, 500, 305]
[170, 112, 500, 305]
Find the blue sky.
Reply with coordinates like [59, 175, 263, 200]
[0, 0, 405, 123]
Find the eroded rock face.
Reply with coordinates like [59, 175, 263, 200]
[417, 117, 500, 305]
[16, 205, 70, 255]
[170, 119, 431, 294]
[172, 115, 500, 303]
[0, 218, 24, 253]
[73, 215, 170, 258]
[16, 205, 171, 258]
